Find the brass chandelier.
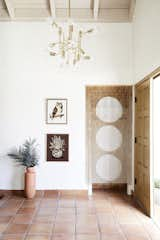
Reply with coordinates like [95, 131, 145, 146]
[48, 0, 94, 65]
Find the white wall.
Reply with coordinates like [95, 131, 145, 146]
[133, 0, 160, 82]
[0, 22, 133, 190]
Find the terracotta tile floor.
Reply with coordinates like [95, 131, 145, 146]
[0, 190, 160, 240]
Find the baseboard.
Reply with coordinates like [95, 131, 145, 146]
[0, 189, 88, 197]
[92, 183, 127, 191]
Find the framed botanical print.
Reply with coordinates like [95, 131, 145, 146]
[47, 134, 69, 162]
[46, 99, 67, 124]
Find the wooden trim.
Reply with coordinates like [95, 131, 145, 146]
[4, 0, 15, 19]
[136, 66, 160, 86]
[153, 73, 160, 79]
[93, 183, 127, 191]
[86, 84, 133, 89]
[135, 78, 150, 88]
[129, 0, 136, 21]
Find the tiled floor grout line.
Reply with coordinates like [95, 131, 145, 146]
[109, 195, 130, 240]
[23, 191, 45, 240]
[50, 192, 60, 240]
[134, 210, 153, 240]
[105, 194, 127, 240]
[1, 191, 160, 240]
[74, 194, 77, 240]
[94, 199, 102, 240]
[1, 196, 25, 239]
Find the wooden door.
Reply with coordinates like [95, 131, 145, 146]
[135, 79, 150, 216]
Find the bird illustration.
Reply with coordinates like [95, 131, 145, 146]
[50, 102, 64, 119]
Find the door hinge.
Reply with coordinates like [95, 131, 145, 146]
[135, 178, 137, 185]
[135, 137, 137, 143]
[135, 97, 137, 103]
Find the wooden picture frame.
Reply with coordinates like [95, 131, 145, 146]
[47, 134, 69, 162]
[46, 98, 68, 124]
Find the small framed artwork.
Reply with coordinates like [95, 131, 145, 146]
[46, 98, 67, 124]
[47, 134, 69, 162]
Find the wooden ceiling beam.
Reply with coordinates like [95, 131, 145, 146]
[93, 0, 99, 19]
[49, 0, 56, 18]
[129, 0, 136, 21]
[4, 0, 15, 18]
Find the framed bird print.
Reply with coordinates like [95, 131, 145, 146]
[46, 99, 67, 124]
[47, 134, 69, 161]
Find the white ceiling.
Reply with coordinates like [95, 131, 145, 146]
[0, 0, 136, 22]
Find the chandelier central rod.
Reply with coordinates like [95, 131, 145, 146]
[67, 0, 71, 19]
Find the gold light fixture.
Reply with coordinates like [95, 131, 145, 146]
[48, 0, 94, 65]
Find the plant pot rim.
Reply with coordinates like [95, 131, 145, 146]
[26, 167, 36, 173]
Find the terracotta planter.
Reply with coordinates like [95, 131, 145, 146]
[25, 167, 36, 199]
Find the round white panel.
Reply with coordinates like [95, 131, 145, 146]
[96, 97, 123, 123]
[96, 125, 122, 152]
[96, 154, 122, 181]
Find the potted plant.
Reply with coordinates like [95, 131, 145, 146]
[7, 138, 39, 199]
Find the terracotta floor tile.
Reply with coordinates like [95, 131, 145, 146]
[76, 234, 100, 240]
[0, 223, 8, 233]
[76, 207, 96, 215]
[143, 222, 160, 238]
[0, 234, 25, 240]
[57, 208, 75, 215]
[99, 224, 121, 234]
[40, 201, 58, 208]
[13, 214, 33, 224]
[125, 236, 150, 240]
[2, 200, 23, 208]
[59, 196, 75, 201]
[1, 190, 160, 240]
[41, 199, 58, 204]
[52, 233, 75, 240]
[33, 215, 55, 223]
[43, 191, 59, 199]
[4, 223, 29, 234]
[0, 216, 12, 223]
[54, 222, 75, 234]
[76, 200, 95, 208]
[101, 233, 125, 240]
[121, 224, 149, 239]
[76, 223, 99, 235]
[17, 207, 36, 215]
[34, 190, 44, 198]
[56, 213, 75, 222]
[97, 213, 116, 224]
[26, 235, 50, 240]
[58, 200, 75, 208]
[21, 201, 40, 208]
[0, 207, 18, 216]
[76, 215, 97, 225]
[29, 223, 53, 234]
[116, 213, 140, 224]
[37, 207, 56, 216]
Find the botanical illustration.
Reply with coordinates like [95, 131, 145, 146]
[47, 134, 69, 161]
[49, 135, 65, 159]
